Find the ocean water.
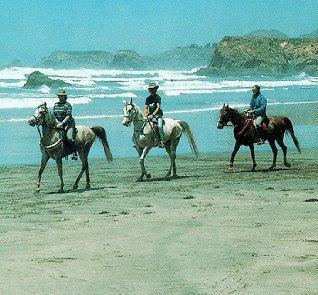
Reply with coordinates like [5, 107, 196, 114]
[0, 66, 317, 166]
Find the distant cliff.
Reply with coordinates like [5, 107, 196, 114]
[40, 51, 114, 69]
[38, 44, 213, 70]
[198, 36, 318, 76]
[146, 44, 213, 70]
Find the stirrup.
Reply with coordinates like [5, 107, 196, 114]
[158, 141, 165, 148]
[71, 152, 78, 160]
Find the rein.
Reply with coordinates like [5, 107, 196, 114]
[237, 118, 252, 137]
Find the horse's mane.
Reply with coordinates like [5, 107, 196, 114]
[229, 106, 244, 116]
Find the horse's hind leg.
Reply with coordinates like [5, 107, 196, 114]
[165, 136, 180, 179]
[56, 158, 64, 193]
[249, 144, 257, 171]
[73, 148, 90, 190]
[276, 137, 291, 167]
[268, 140, 278, 170]
[35, 153, 49, 193]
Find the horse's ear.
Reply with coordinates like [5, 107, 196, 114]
[44, 102, 47, 107]
[129, 98, 133, 105]
[225, 104, 229, 110]
[123, 99, 127, 104]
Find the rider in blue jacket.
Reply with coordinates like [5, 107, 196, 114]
[246, 85, 267, 144]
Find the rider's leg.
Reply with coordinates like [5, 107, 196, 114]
[66, 124, 78, 160]
[157, 117, 165, 147]
[255, 116, 265, 144]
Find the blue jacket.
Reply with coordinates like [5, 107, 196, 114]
[250, 93, 267, 118]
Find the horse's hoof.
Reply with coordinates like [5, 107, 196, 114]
[34, 188, 40, 193]
[137, 177, 144, 182]
[85, 185, 91, 190]
[58, 188, 64, 193]
[146, 173, 151, 179]
[73, 184, 78, 190]
[284, 161, 291, 168]
[268, 165, 275, 171]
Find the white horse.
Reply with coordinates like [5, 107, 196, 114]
[122, 99, 198, 181]
[28, 102, 113, 193]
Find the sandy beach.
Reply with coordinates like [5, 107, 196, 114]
[0, 147, 317, 294]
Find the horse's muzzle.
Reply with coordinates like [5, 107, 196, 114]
[122, 121, 131, 127]
[217, 122, 224, 129]
[28, 118, 36, 127]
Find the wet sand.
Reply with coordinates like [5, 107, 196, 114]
[0, 148, 317, 294]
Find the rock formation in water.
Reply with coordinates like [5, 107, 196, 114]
[23, 71, 71, 89]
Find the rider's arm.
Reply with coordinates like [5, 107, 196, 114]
[152, 102, 161, 116]
[60, 103, 73, 127]
[143, 105, 149, 117]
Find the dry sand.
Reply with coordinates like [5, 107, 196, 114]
[0, 148, 317, 294]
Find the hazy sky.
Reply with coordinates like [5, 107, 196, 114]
[1, 0, 317, 65]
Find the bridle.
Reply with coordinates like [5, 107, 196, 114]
[29, 104, 50, 140]
[123, 103, 137, 126]
[123, 102, 153, 140]
[217, 109, 230, 128]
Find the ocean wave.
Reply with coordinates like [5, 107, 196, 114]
[0, 96, 92, 109]
[3, 100, 318, 123]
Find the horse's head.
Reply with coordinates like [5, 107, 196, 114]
[122, 98, 138, 127]
[217, 104, 231, 129]
[28, 102, 49, 127]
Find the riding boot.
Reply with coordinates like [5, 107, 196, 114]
[256, 127, 265, 145]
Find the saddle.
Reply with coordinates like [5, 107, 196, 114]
[237, 115, 269, 138]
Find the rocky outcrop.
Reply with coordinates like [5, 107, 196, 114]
[23, 71, 71, 89]
[244, 29, 289, 39]
[197, 36, 318, 76]
[40, 51, 113, 68]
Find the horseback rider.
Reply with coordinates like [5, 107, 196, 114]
[53, 89, 77, 159]
[143, 82, 165, 148]
[246, 85, 267, 145]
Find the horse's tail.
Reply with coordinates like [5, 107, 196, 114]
[283, 117, 301, 154]
[177, 120, 199, 158]
[91, 126, 113, 162]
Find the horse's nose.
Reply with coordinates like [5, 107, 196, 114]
[28, 118, 36, 126]
[217, 122, 224, 129]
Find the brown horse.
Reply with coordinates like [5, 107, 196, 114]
[217, 104, 301, 171]
[28, 102, 113, 192]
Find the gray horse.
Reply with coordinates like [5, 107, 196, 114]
[122, 99, 198, 181]
[28, 102, 113, 192]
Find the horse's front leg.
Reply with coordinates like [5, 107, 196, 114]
[137, 146, 151, 182]
[229, 141, 241, 171]
[56, 158, 64, 193]
[249, 144, 257, 171]
[35, 153, 49, 193]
